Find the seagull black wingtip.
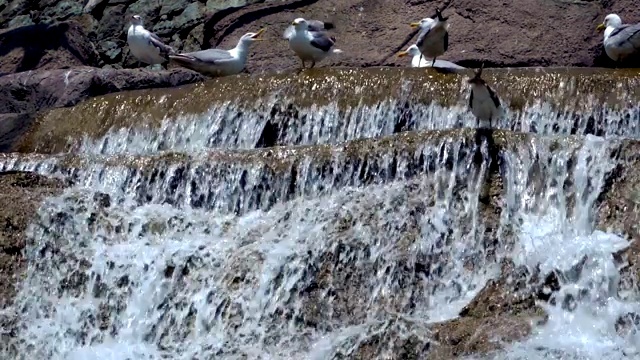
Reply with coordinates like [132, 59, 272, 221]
[434, 8, 448, 22]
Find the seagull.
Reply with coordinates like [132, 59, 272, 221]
[127, 14, 176, 67]
[596, 14, 640, 62]
[397, 44, 430, 67]
[168, 29, 265, 77]
[283, 19, 335, 39]
[468, 63, 502, 129]
[411, 9, 449, 67]
[285, 17, 343, 70]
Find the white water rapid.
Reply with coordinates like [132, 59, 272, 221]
[0, 70, 638, 360]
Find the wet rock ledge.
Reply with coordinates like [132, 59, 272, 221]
[0, 171, 68, 309]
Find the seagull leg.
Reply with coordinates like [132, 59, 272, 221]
[310, 60, 316, 69]
[432, 57, 437, 67]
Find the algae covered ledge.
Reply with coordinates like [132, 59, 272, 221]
[12, 67, 640, 155]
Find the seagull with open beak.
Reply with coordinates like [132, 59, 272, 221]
[397, 44, 431, 67]
[169, 29, 265, 77]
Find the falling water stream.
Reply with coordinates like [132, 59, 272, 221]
[0, 68, 639, 359]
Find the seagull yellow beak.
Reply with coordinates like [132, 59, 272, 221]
[596, 23, 606, 31]
[410, 22, 420, 28]
[252, 28, 265, 40]
[397, 50, 409, 58]
[292, 20, 297, 25]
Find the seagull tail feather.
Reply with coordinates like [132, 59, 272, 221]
[168, 54, 200, 68]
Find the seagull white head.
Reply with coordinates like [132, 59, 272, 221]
[397, 44, 421, 58]
[239, 28, 265, 43]
[130, 14, 143, 26]
[410, 17, 435, 30]
[292, 18, 309, 30]
[597, 13, 622, 32]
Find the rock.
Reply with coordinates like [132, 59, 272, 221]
[39, 1, 83, 22]
[125, 0, 161, 23]
[0, 0, 31, 28]
[99, 40, 122, 62]
[201, 0, 637, 73]
[0, 66, 205, 117]
[595, 140, 640, 300]
[1, 0, 639, 72]
[7, 14, 33, 28]
[205, 0, 263, 12]
[0, 171, 67, 309]
[458, 259, 554, 319]
[152, 2, 206, 38]
[182, 23, 205, 52]
[0, 21, 101, 76]
[95, 3, 127, 42]
[159, 0, 191, 17]
[0, 113, 33, 153]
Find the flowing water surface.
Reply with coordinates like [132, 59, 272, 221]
[0, 68, 639, 359]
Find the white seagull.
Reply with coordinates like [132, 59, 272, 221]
[283, 19, 335, 39]
[397, 44, 430, 67]
[168, 29, 265, 77]
[468, 63, 502, 129]
[285, 17, 343, 70]
[596, 13, 640, 62]
[411, 9, 449, 67]
[127, 15, 175, 67]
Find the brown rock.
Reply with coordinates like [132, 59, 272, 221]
[0, 66, 205, 115]
[203, 0, 640, 73]
[595, 140, 640, 299]
[0, 113, 33, 153]
[0, 171, 68, 309]
[0, 21, 101, 76]
[0, 66, 205, 152]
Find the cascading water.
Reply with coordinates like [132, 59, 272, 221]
[0, 68, 638, 359]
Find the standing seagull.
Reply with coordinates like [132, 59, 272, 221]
[285, 17, 343, 70]
[468, 63, 502, 129]
[283, 19, 335, 39]
[411, 9, 449, 67]
[596, 14, 640, 63]
[127, 15, 175, 68]
[168, 29, 265, 77]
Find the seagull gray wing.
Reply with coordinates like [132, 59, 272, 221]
[609, 23, 640, 48]
[171, 49, 235, 65]
[309, 31, 335, 52]
[148, 32, 175, 55]
[416, 27, 431, 48]
[307, 20, 334, 31]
